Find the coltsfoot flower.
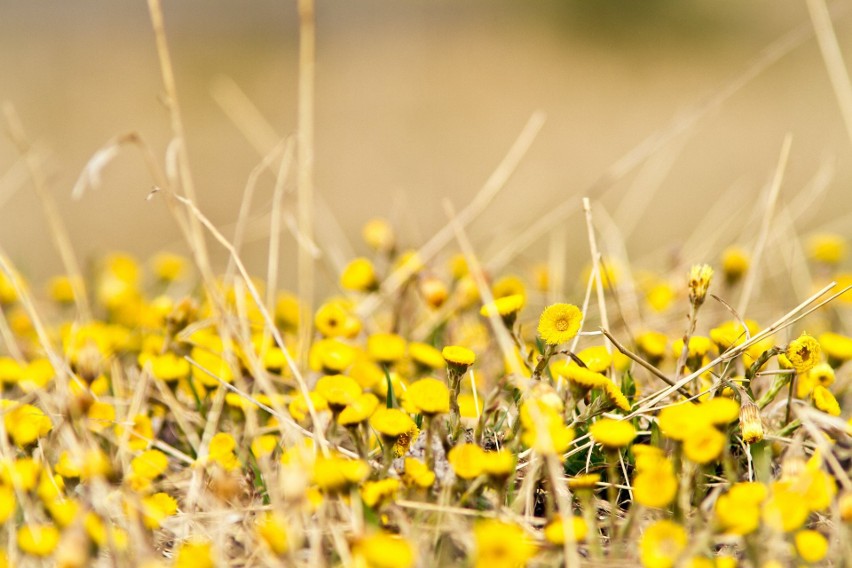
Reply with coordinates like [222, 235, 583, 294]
[687, 264, 713, 307]
[786, 333, 821, 374]
[537, 303, 583, 346]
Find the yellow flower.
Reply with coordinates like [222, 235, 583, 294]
[315, 374, 362, 409]
[537, 303, 583, 346]
[353, 533, 415, 568]
[345, 356, 384, 390]
[519, 399, 575, 455]
[207, 432, 240, 471]
[552, 362, 607, 389]
[682, 427, 725, 464]
[447, 443, 486, 480]
[492, 274, 526, 300]
[819, 331, 852, 363]
[256, 512, 289, 556]
[313, 454, 369, 493]
[687, 264, 713, 307]
[635, 330, 668, 362]
[275, 291, 300, 330]
[786, 333, 821, 374]
[131, 449, 169, 480]
[47, 274, 78, 305]
[701, 397, 740, 425]
[645, 281, 676, 312]
[151, 251, 187, 282]
[441, 345, 476, 367]
[589, 418, 636, 449]
[338, 393, 380, 426]
[408, 342, 445, 370]
[407, 378, 450, 415]
[370, 408, 416, 438]
[794, 530, 828, 563]
[709, 319, 759, 351]
[808, 362, 835, 388]
[173, 538, 215, 568]
[403, 458, 436, 489]
[18, 524, 61, 557]
[141, 492, 179, 529]
[574, 345, 612, 373]
[544, 515, 587, 544]
[360, 478, 400, 508]
[671, 336, 714, 361]
[633, 456, 677, 509]
[340, 257, 378, 292]
[762, 481, 810, 532]
[481, 450, 515, 479]
[479, 294, 524, 319]
[45, 497, 79, 528]
[289, 392, 329, 422]
[251, 435, 279, 459]
[147, 352, 190, 383]
[602, 379, 632, 412]
[362, 218, 396, 253]
[473, 519, 537, 568]
[812, 385, 841, 416]
[715, 484, 764, 535]
[419, 276, 449, 309]
[721, 246, 750, 284]
[2, 401, 52, 448]
[567, 473, 600, 491]
[808, 233, 846, 264]
[86, 401, 116, 433]
[0, 485, 16, 524]
[367, 333, 407, 364]
[314, 300, 362, 339]
[639, 520, 687, 568]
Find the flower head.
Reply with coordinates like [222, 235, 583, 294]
[544, 515, 588, 545]
[448, 443, 486, 480]
[442, 345, 476, 367]
[479, 295, 524, 319]
[473, 519, 537, 568]
[340, 257, 378, 292]
[18, 524, 61, 557]
[633, 455, 677, 509]
[338, 393, 379, 426]
[687, 264, 713, 307]
[639, 520, 687, 568]
[589, 418, 636, 449]
[812, 385, 841, 416]
[256, 512, 289, 556]
[537, 303, 583, 346]
[408, 342, 445, 370]
[721, 246, 749, 284]
[786, 333, 821, 374]
[370, 408, 415, 438]
[362, 218, 396, 253]
[353, 533, 414, 568]
[407, 378, 450, 415]
[367, 333, 407, 364]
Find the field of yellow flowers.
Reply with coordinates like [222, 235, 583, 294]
[3, 2, 852, 567]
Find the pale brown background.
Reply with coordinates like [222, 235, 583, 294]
[1, 1, 851, 290]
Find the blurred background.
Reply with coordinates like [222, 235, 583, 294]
[1, 0, 851, 291]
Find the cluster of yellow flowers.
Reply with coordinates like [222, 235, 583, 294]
[0, 221, 850, 567]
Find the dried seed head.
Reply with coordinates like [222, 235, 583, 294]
[739, 400, 764, 444]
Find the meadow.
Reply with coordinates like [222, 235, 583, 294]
[1, 1, 852, 566]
